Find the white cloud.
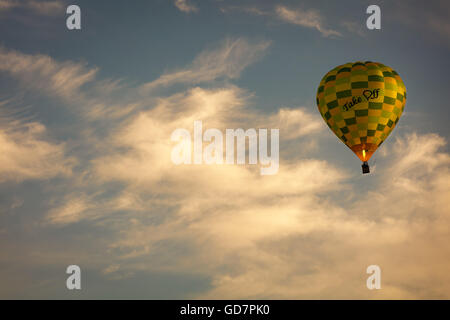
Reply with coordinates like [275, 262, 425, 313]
[200, 132, 450, 299]
[92, 86, 326, 191]
[0, 120, 75, 183]
[140, 38, 271, 91]
[266, 107, 323, 140]
[174, 0, 198, 13]
[275, 5, 341, 37]
[0, 39, 270, 120]
[0, 47, 97, 100]
[13, 44, 444, 299]
[96, 126, 450, 299]
[2, 45, 450, 299]
[0, 47, 134, 122]
[221, 4, 346, 38]
[388, 133, 449, 178]
[46, 195, 91, 225]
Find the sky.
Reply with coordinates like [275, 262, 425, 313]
[0, 0, 449, 299]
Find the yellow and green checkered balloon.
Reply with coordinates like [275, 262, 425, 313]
[316, 61, 406, 166]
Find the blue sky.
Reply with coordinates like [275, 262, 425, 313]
[0, 0, 450, 299]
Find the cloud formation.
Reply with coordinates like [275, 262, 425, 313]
[104, 130, 450, 299]
[0, 47, 97, 101]
[275, 5, 341, 37]
[174, 0, 198, 13]
[220, 3, 345, 37]
[0, 118, 74, 183]
[140, 38, 271, 91]
[0, 0, 63, 15]
[1, 41, 449, 299]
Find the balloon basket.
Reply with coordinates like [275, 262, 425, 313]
[362, 161, 370, 174]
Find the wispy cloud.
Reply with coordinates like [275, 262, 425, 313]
[0, 0, 63, 15]
[219, 5, 269, 16]
[0, 0, 16, 10]
[340, 20, 366, 37]
[220, 4, 343, 38]
[0, 47, 145, 120]
[140, 38, 271, 91]
[0, 38, 270, 120]
[174, 0, 198, 13]
[0, 47, 97, 100]
[46, 195, 92, 225]
[275, 5, 341, 37]
[0, 118, 75, 183]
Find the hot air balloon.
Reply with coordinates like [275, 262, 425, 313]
[316, 61, 406, 174]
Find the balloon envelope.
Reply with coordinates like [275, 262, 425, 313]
[316, 61, 406, 162]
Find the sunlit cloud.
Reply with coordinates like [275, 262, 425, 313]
[275, 5, 341, 37]
[219, 4, 343, 38]
[1, 39, 449, 300]
[0, 0, 63, 15]
[0, 47, 97, 100]
[0, 118, 75, 183]
[46, 194, 92, 225]
[140, 38, 271, 91]
[108, 131, 450, 299]
[174, 0, 198, 13]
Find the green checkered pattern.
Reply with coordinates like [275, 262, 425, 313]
[316, 61, 406, 149]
